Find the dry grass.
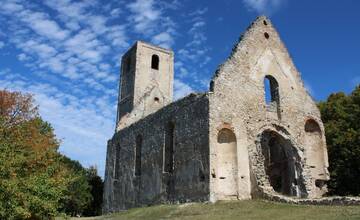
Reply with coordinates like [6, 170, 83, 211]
[64, 199, 360, 220]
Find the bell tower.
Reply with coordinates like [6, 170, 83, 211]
[116, 41, 174, 130]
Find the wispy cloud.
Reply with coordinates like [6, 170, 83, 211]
[0, 0, 213, 177]
[173, 79, 195, 100]
[173, 7, 212, 95]
[243, 0, 286, 15]
[127, 0, 161, 35]
[0, 69, 114, 175]
[127, 0, 177, 48]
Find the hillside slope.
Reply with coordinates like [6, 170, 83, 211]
[71, 200, 360, 220]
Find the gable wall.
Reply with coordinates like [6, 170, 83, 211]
[209, 16, 329, 200]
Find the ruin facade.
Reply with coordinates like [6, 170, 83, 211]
[103, 16, 330, 213]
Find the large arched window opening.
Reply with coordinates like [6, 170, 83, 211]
[217, 128, 238, 197]
[260, 130, 305, 197]
[151, 54, 159, 70]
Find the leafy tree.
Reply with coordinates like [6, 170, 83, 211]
[83, 166, 103, 216]
[0, 90, 70, 219]
[319, 85, 360, 196]
[58, 156, 92, 217]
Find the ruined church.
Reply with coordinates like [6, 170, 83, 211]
[103, 16, 330, 212]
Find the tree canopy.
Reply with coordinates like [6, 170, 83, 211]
[0, 90, 103, 219]
[319, 85, 360, 196]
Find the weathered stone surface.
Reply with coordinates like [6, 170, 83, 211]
[103, 93, 210, 213]
[103, 16, 334, 213]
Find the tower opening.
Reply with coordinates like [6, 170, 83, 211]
[151, 54, 159, 70]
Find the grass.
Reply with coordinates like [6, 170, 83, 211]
[67, 200, 360, 220]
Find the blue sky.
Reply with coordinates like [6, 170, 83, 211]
[0, 0, 359, 176]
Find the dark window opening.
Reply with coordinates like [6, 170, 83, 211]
[305, 119, 321, 133]
[209, 80, 214, 92]
[261, 130, 305, 196]
[154, 97, 160, 102]
[120, 57, 134, 100]
[114, 145, 121, 179]
[151, 54, 159, 70]
[199, 169, 205, 182]
[125, 57, 131, 72]
[264, 32, 270, 39]
[264, 75, 280, 112]
[135, 135, 142, 176]
[315, 179, 326, 189]
[263, 20, 268, 26]
[164, 122, 175, 173]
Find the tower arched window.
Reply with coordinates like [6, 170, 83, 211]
[151, 54, 159, 70]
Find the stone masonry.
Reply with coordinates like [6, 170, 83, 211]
[103, 16, 330, 213]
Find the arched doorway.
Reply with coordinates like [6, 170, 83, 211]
[260, 130, 304, 196]
[217, 128, 238, 198]
[305, 119, 327, 189]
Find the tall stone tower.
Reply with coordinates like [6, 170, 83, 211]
[116, 41, 174, 130]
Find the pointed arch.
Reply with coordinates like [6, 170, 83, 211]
[264, 75, 280, 118]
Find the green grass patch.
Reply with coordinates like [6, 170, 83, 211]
[67, 199, 360, 220]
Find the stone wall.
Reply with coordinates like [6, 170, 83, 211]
[263, 192, 360, 206]
[103, 93, 210, 213]
[209, 16, 329, 201]
[104, 15, 333, 213]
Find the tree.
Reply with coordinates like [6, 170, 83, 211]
[0, 90, 69, 219]
[319, 85, 360, 196]
[58, 156, 92, 217]
[0, 89, 103, 219]
[83, 166, 103, 216]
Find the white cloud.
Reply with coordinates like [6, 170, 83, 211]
[21, 40, 57, 58]
[127, 0, 161, 35]
[0, 41, 4, 49]
[17, 53, 30, 61]
[0, 0, 211, 177]
[243, 0, 286, 15]
[1, 2, 24, 13]
[0, 70, 114, 176]
[106, 25, 129, 47]
[173, 79, 194, 100]
[152, 32, 174, 48]
[22, 12, 70, 40]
